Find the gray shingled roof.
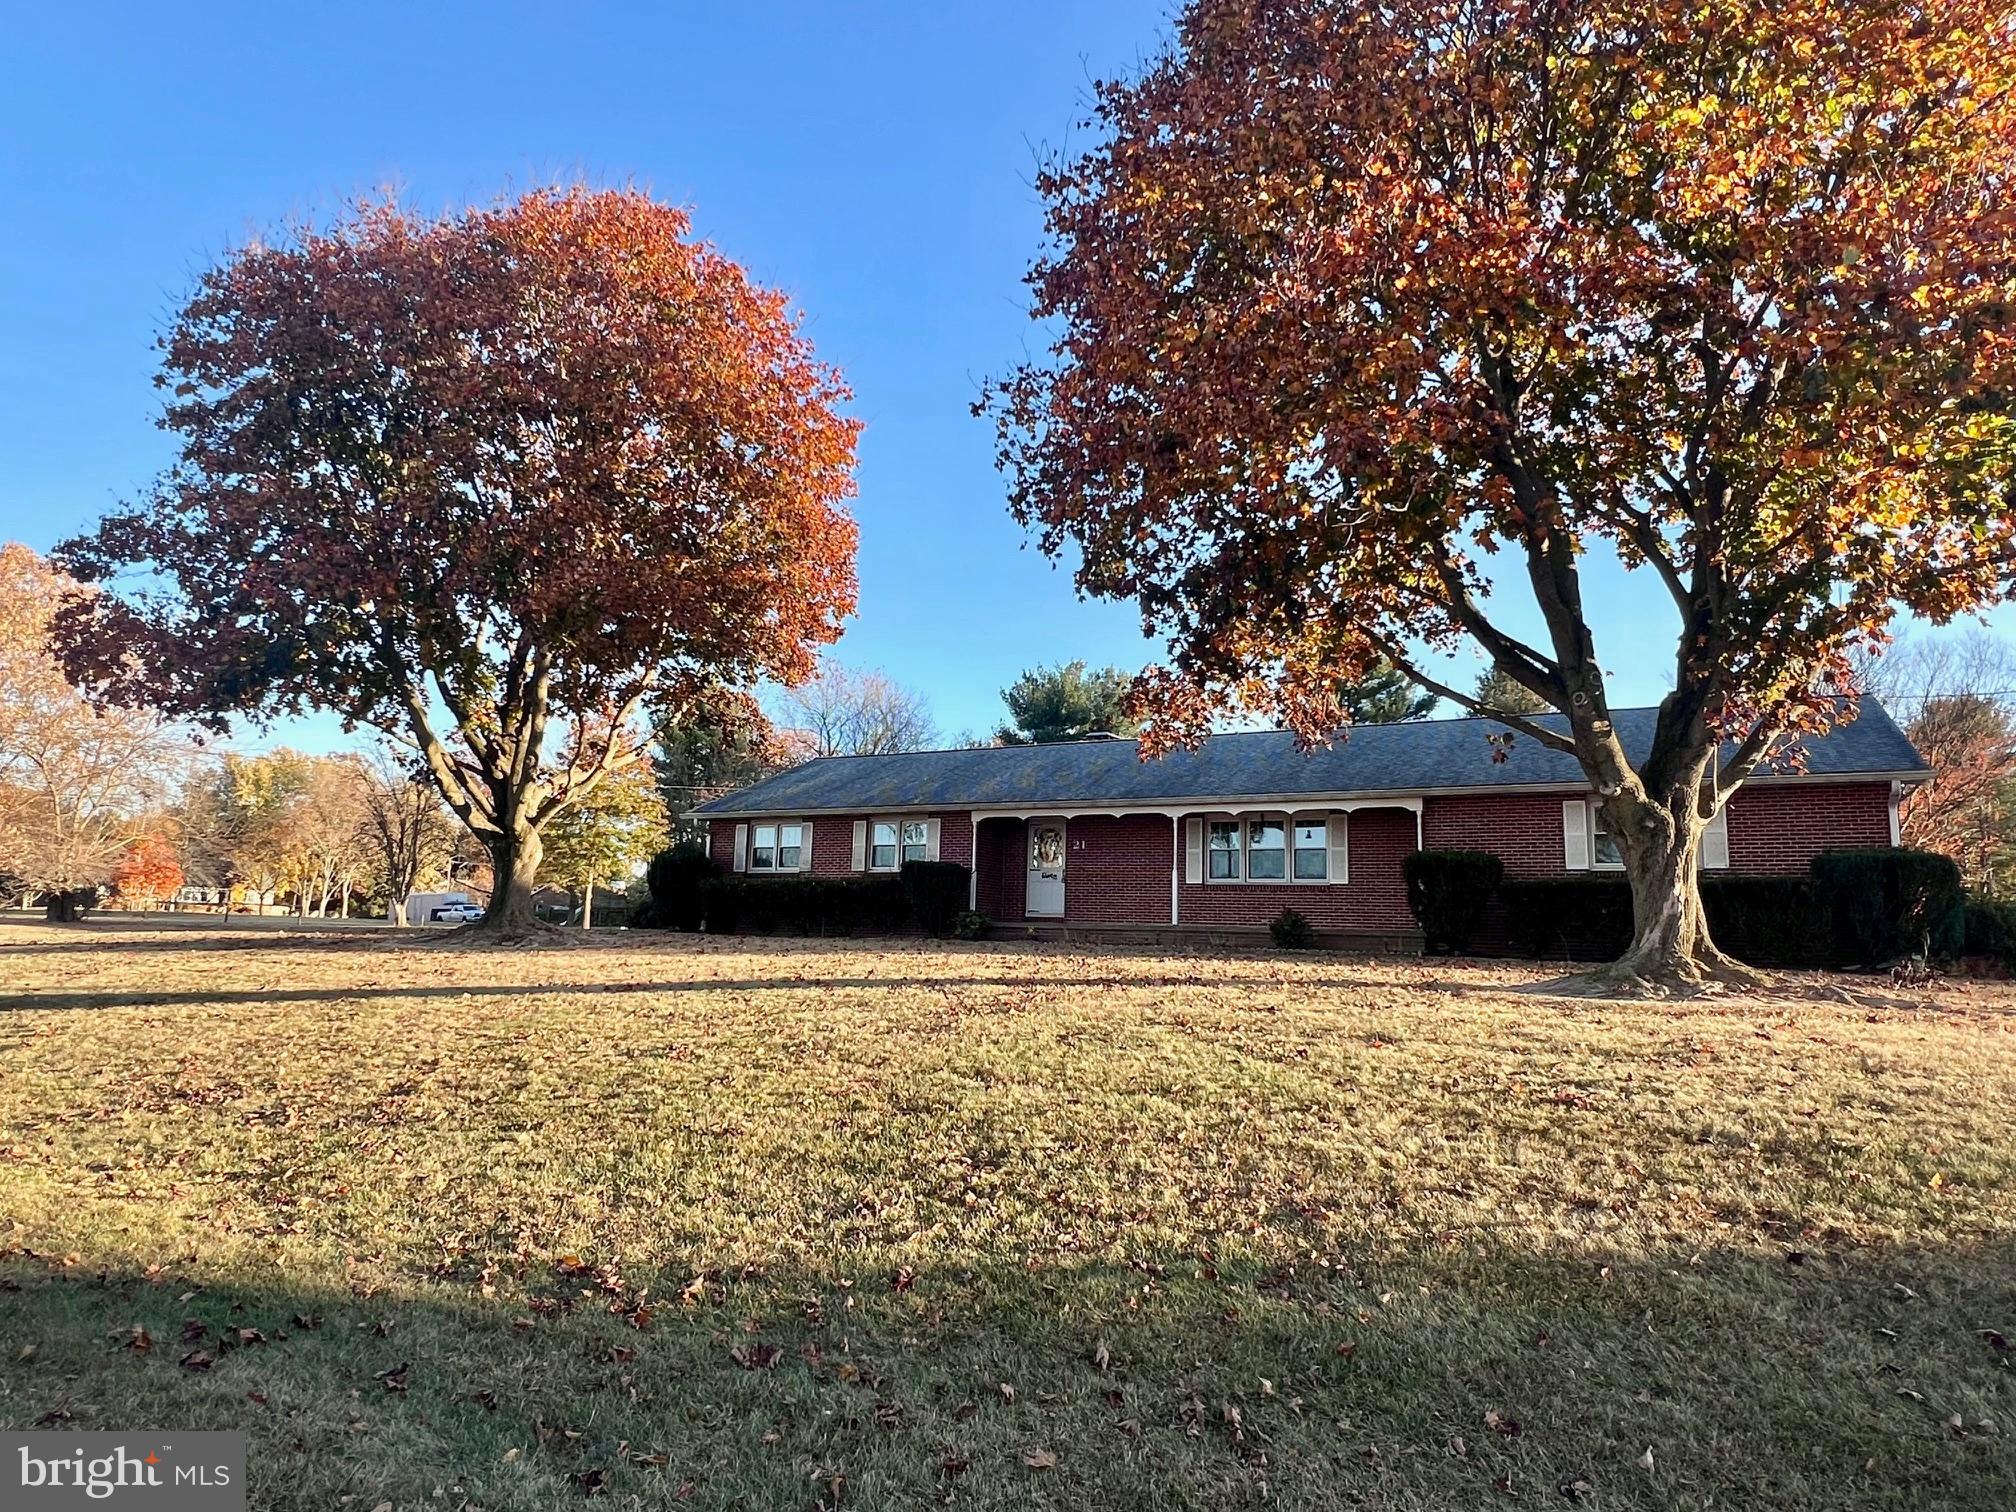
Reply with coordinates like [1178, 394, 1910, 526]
[692, 701, 1929, 817]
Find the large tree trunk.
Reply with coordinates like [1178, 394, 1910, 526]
[581, 876, 595, 929]
[42, 888, 92, 923]
[1586, 782, 1758, 995]
[465, 823, 548, 941]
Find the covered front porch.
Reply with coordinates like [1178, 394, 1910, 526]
[969, 801, 1426, 951]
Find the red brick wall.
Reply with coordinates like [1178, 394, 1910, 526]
[1420, 782, 1896, 878]
[1176, 807, 1417, 932]
[707, 812, 973, 877]
[1422, 793, 1570, 877]
[710, 781, 1896, 929]
[1728, 781, 1893, 874]
[975, 818, 1026, 918]
[1063, 814, 1176, 924]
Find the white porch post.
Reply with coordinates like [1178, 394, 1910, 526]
[969, 813, 981, 910]
[1170, 813, 1181, 925]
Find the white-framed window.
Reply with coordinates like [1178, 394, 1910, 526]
[1589, 809, 1623, 870]
[750, 821, 805, 872]
[1293, 818, 1328, 880]
[901, 819, 929, 865]
[1246, 817, 1287, 879]
[1565, 799, 1728, 871]
[1196, 812, 1341, 884]
[1207, 820, 1242, 879]
[869, 820, 899, 871]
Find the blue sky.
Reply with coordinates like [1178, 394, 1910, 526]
[2, 1, 2003, 752]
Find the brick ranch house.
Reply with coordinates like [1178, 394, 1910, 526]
[691, 703, 1931, 949]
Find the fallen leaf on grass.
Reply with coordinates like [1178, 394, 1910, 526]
[375, 1362, 410, 1393]
[178, 1350, 214, 1372]
[728, 1343, 780, 1371]
[1484, 1409, 1522, 1437]
[127, 1325, 153, 1354]
[1023, 1447, 1057, 1471]
[941, 1455, 968, 1478]
[1981, 1329, 2010, 1354]
[1638, 1446, 1655, 1470]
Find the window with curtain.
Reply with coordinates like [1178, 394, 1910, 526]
[1246, 817, 1286, 879]
[1292, 818, 1327, 880]
[901, 820, 929, 864]
[870, 820, 898, 870]
[1207, 820, 1241, 879]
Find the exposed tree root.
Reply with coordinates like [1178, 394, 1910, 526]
[1529, 946, 1770, 1001]
[428, 913, 572, 948]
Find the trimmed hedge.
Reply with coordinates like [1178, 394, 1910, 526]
[1500, 848, 1965, 968]
[1701, 876, 1830, 969]
[694, 867, 971, 937]
[1963, 896, 2016, 966]
[901, 860, 970, 937]
[1501, 877, 1636, 962]
[1404, 850, 1504, 954]
[1810, 848, 1964, 965]
[644, 841, 721, 932]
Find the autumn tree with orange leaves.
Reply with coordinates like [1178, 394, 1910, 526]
[110, 834, 183, 909]
[989, 0, 2016, 989]
[56, 189, 860, 938]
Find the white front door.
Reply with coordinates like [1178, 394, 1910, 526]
[1026, 820, 1066, 917]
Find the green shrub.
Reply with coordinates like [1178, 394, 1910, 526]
[1403, 850, 1504, 954]
[901, 860, 971, 937]
[1809, 848, 1964, 966]
[697, 874, 911, 936]
[1500, 877, 1634, 960]
[646, 841, 721, 932]
[950, 909, 990, 941]
[1963, 896, 2016, 964]
[1269, 907, 1318, 949]
[1498, 873, 1843, 967]
[1700, 876, 1827, 968]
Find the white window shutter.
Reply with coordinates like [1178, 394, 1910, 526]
[799, 821, 814, 874]
[1328, 812, 1350, 884]
[733, 823, 749, 873]
[1700, 805, 1730, 870]
[1562, 800, 1590, 871]
[850, 819, 867, 871]
[1184, 817, 1204, 884]
[926, 817, 941, 862]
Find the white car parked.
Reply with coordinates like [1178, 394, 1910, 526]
[430, 903, 485, 924]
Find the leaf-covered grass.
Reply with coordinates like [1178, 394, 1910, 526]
[1, 920, 2012, 1509]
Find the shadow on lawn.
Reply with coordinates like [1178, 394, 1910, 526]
[0, 970, 1506, 1013]
[4, 1238, 2011, 1512]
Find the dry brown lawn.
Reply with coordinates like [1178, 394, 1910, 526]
[1, 917, 2013, 1509]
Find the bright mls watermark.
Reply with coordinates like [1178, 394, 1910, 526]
[3, 1433, 244, 1509]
